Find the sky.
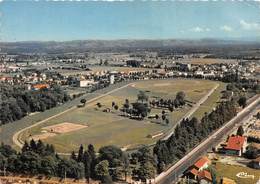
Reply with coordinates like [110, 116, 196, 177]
[1, 1, 260, 42]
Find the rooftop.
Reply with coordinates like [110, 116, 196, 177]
[194, 157, 211, 169]
[225, 135, 245, 151]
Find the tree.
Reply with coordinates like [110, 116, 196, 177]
[30, 139, 37, 152]
[40, 156, 57, 177]
[80, 99, 86, 106]
[257, 112, 260, 119]
[169, 106, 174, 112]
[238, 96, 247, 108]
[114, 105, 119, 110]
[22, 141, 30, 153]
[132, 102, 149, 118]
[99, 146, 123, 166]
[137, 91, 148, 103]
[122, 153, 130, 181]
[87, 144, 96, 178]
[176, 91, 186, 106]
[123, 99, 130, 113]
[96, 102, 102, 108]
[208, 166, 217, 184]
[77, 144, 84, 162]
[95, 160, 110, 180]
[237, 126, 244, 136]
[137, 161, 156, 181]
[245, 145, 258, 159]
[83, 151, 91, 183]
[71, 151, 77, 161]
[36, 140, 45, 154]
[162, 114, 166, 121]
[111, 102, 115, 108]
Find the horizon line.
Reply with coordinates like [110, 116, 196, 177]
[2, 37, 260, 43]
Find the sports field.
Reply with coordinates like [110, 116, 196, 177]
[20, 79, 224, 153]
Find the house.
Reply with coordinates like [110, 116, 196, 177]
[250, 156, 260, 169]
[194, 157, 211, 171]
[77, 80, 95, 87]
[224, 135, 247, 156]
[32, 84, 50, 90]
[198, 170, 212, 184]
[186, 157, 212, 182]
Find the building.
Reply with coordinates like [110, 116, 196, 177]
[198, 170, 212, 184]
[186, 157, 212, 183]
[110, 74, 115, 84]
[77, 80, 95, 87]
[194, 157, 211, 171]
[32, 84, 50, 90]
[223, 135, 247, 156]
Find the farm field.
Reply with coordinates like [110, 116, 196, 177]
[214, 162, 259, 184]
[20, 79, 224, 153]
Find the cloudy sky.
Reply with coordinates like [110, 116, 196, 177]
[1, 1, 260, 41]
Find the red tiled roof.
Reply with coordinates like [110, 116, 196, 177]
[189, 168, 199, 176]
[225, 136, 245, 151]
[198, 170, 212, 181]
[194, 157, 210, 169]
[33, 84, 49, 89]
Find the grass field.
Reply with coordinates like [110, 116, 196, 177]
[214, 162, 260, 184]
[191, 82, 226, 120]
[20, 79, 224, 153]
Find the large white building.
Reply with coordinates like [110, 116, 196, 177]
[77, 80, 95, 87]
[110, 75, 115, 84]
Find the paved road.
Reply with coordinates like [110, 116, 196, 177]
[13, 82, 134, 148]
[155, 95, 260, 184]
[163, 84, 219, 140]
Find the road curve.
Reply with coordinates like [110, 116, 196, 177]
[12, 80, 220, 152]
[155, 95, 260, 184]
[12, 82, 133, 148]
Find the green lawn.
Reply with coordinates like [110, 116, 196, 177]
[214, 162, 260, 184]
[20, 79, 224, 153]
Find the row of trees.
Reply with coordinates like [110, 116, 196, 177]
[153, 100, 237, 173]
[150, 91, 186, 110]
[0, 140, 84, 179]
[0, 84, 70, 125]
[71, 144, 130, 183]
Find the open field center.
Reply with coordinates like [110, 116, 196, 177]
[19, 79, 225, 153]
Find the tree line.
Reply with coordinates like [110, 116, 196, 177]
[0, 140, 84, 179]
[0, 84, 70, 125]
[0, 98, 246, 183]
[153, 100, 237, 174]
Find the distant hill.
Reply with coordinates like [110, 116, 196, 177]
[1, 39, 260, 54]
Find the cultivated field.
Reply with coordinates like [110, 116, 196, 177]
[20, 79, 224, 153]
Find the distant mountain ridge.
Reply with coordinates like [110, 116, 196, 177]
[1, 39, 260, 54]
